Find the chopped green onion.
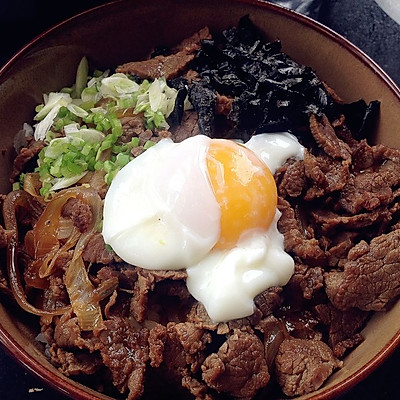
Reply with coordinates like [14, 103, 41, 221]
[73, 56, 89, 98]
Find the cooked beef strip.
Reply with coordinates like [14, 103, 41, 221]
[303, 151, 350, 200]
[275, 158, 306, 198]
[339, 170, 394, 214]
[61, 197, 92, 233]
[96, 264, 138, 291]
[254, 286, 283, 317]
[42, 273, 70, 312]
[186, 302, 219, 331]
[49, 346, 103, 377]
[324, 231, 358, 267]
[10, 139, 45, 182]
[275, 338, 342, 396]
[165, 322, 212, 376]
[201, 329, 270, 399]
[309, 113, 351, 161]
[314, 303, 369, 358]
[169, 110, 201, 142]
[130, 268, 188, 323]
[119, 115, 146, 142]
[277, 197, 327, 266]
[325, 229, 400, 311]
[116, 28, 211, 80]
[82, 233, 117, 264]
[348, 139, 375, 171]
[155, 321, 212, 400]
[310, 207, 392, 235]
[148, 323, 167, 368]
[95, 317, 150, 400]
[215, 93, 233, 117]
[171, 27, 212, 54]
[54, 310, 96, 351]
[116, 51, 197, 81]
[288, 263, 324, 300]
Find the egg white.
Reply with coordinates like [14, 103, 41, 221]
[102, 132, 304, 322]
[102, 135, 221, 270]
[186, 210, 294, 322]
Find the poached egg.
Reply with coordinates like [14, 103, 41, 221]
[102, 133, 304, 322]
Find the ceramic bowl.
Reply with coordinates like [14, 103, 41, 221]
[1, 0, 400, 399]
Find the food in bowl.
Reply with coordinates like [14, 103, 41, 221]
[1, 13, 399, 400]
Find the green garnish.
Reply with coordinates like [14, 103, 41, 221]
[30, 57, 180, 198]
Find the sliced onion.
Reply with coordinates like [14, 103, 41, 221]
[3, 190, 70, 316]
[3, 186, 103, 322]
[23, 173, 44, 199]
[38, 227, 80, 278]
[93, 277, 119, 302]
[65, 255, 103, 331]
[62, 186, 104, 331]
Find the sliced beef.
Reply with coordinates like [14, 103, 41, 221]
[181, 375, 211, 400]
[95, 317, 149, 400]
[169, 110, 201, 142]
[278, 197, 327, 266]
[157, 321, 212, 399]
[254, 286, 283, 317]
[61, 197, 92, 233]
[333, 144, 400, 215]
[288, 263, 324, 300]
[339, 171, 394, 214]
[116, 52, 194, 81]
[225, 308, 263, 333]
[119, 114, 146, 142]
[373, 142, 400, 165]
[130, 268, 187, 322]
[202, 329, 270, 399]
[54, 310, 96, 351]
[325, 229, 400, 311]
[171, 27, 211, 54]
[303, 151, 350, 200]
[187, 302, 219, 331]
[349, 139, 375, 171]
[314, 304, 369, 358]
[116, 27, 211, 80]
[148, 323, 167, 368]
[42, 273, 69, 311]
[275, 338, 342, 396]
[311, 207, 392, 235]
[82, 233, 116, 264]
[309, 113, 351, 161]
[96, 264, 138, 291]
[275, 158, 306, 198]
[10, 139, 45, 181]
[163, 322, 212, 378]
[50, 345, 102, 376]
[325, 231, 358, 267]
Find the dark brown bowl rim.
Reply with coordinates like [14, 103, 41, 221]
[1, 0, 400, 399]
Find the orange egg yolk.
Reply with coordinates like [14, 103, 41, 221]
[206, 139, 277, 249]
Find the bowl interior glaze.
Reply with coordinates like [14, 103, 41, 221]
[1, 1, 400, 399]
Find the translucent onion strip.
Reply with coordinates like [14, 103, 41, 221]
[3, 190, 70, 316]
[65, 255, 103, 331]
[63, 186, 104, 331]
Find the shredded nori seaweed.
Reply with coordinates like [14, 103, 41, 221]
[188, 15, 340, 140]
[167, 77, 189, 126]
